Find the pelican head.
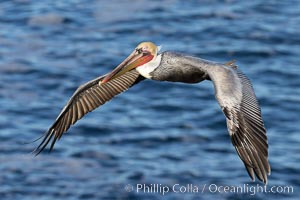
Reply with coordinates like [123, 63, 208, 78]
[101, 42, 158, 84]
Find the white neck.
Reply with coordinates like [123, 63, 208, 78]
[136, 54, 162, 79]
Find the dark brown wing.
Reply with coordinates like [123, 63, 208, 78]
[211, 67, 270, 184]
[34, 69, 144, 155]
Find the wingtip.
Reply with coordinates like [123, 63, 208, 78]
[249, 173, 269, 185]
[262, 175, 268, 185]
[31, 148, 41, 157]
[32, 145, 53, 157]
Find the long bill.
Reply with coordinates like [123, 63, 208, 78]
[100, 50, 154, 84]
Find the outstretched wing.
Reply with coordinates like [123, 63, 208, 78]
[209, 66, 270, 184]
[34, 69, 144, 155]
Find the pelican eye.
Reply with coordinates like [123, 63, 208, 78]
[136, 48, 143, 54]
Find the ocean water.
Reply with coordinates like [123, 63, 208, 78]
[0, 0, 299, 199]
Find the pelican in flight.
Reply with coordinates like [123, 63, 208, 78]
[35, 42, 270, 183]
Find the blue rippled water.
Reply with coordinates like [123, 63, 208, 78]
[1, 0, 299, 199]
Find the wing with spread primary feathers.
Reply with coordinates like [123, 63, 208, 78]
[209, 66, 270, 184]
[34, 69, 144, 155]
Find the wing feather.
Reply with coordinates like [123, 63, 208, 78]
[209, 67, 270, 184]
[34, 69, 143, 155]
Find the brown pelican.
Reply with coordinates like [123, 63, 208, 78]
[34, 42, 270, 184]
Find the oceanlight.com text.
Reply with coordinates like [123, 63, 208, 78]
[124, 183, 293, 196]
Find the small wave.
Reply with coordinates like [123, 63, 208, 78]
[0, 62, 35, 74]
[28, 13, 65, 26]
[71, 150, 118, 160]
